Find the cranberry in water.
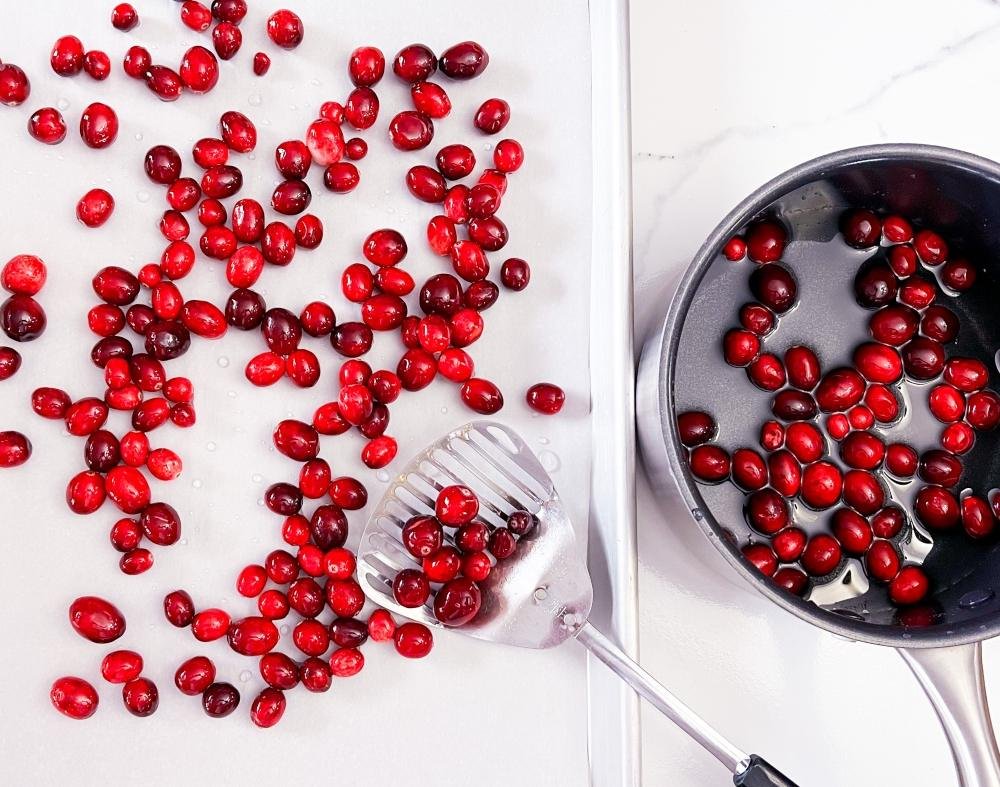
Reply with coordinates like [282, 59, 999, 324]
[840, 209, 881, 248]
[901, 338, 946, 381]
[677, 411, 717, 447]
[689, 444, 730, 483]
[745, 488, 789, 534]
[914, 485, 960, 529]
[854, 262, 898, 309]
[749, 264, 797, 313]
[889, 566, 930, 606]
[800, 461, 843, 510]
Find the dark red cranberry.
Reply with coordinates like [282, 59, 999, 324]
[144, 145, 182, 185]
[2, 295, 47, 342]
[802, 533, 842, 576]
[389, 111, 434, 151]
[163, 590, 195, 627]
[689, 444, 730, 483]
[869, 304, 919, 346]
[840, 209, 881, 248]
[745, 219, 786, 264]
[866, 541, 901, 582]
[212, 0, 247, 23]
[112, 3, 139, 30]
[914, 485, 960, 529]
[266, 9, 303, 48]
[747, 353, 786, 391]
[914, 229, 948, 266]
[920, 304, 959, 344]
[220, 110, 257, 152]
[677, 411, 718, 447]
[944, 357, 989, 392]
[331, 321, 373, 357]
[526, 383, 565, 415]
[731, 448, 767, 491]
[393, 44, 437, 82]
[771, 389, 817, 421]
[815, 368, 865, 412]
[962, 495, 995, 539]
[941, 258, 977, 292]
[122, 677, 158, 717]
[69, 596, 125, 643]
[0, 431, 31, 468]
[439, 41, 489, 80]
[749, 264, 797, 313]
[854, 261, 898, 309]
[461, 378, 504, 414]
[887, 245, 918, 277]
[918, 449, 963, 488]
[899, 276, 937, 310]
[202, 682, 240, 717]
[225, 288, 266, 330]
[420, 273, 463, 316]
[901, 337, 946, 381]
[745, 488, 789, 534]
[968, 390, 1000, 431]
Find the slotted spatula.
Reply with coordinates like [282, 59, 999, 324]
[358, 421, 796, 787]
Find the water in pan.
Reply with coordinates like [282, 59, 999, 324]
[673, 199, 1000, 625]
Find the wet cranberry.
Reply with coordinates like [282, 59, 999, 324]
[742, 543, 778, 576]
[842, 469, 884, 515]
[50, 677, 98, 720]
[840, 209, 881, 248]
[770, 528, 805, 563]
[28, 107, 67, 144]
[0, 294, 45, 342]
[689, 444, 730, 483]
[749, 264, 797, 313]
[101, 650, 143, 685]
[435, 485, 478, 526]
[2, 254, 47, 296]
[917, 449, 963, 488]
[899, 276, 937, 310]
[745, 488, 789, 534]
[865, 384, 901, 423]
[0, 431, 31, 468]
[171, 656, 214, 697]
[526, 383, 565, 415]
[814, 368, 865, 412]
[968, 390, 1000, 430]
[179, 45, 219, 92]
[51, 35, 85, 76]
[928, 384, 965, 423]
[722, 329, 759, 367]
[143, 65, 183, 101]
[868, 304, 919, 346]
[84, 51, 111, 82]
[677, 411, 717, 447]
[140, 502, 181, 545]
[212, 0, 247, 23]
[920, 304, 959, 343]
[731, 448, 768, 491]
[745, 219, 786, 264]
[271, 179, 312, 215]
[723, 237, 747, 262]
[0, 347, 21, 381]
[773, 567, 808, 596]
[112, 3, 139, 30]
[882, 215, 913, 243]
[854, 262, 898, 309]
[866, 541, 901, 582]
[941, 258, 977, 292]
[853, 342, 903, 385]
[941, 422, 975, 455]
[890, 566, 930, 606]
[220, 110, 256, 153]
[328, 477, 367, 512]
[802, 533, 842, 576]
[870, 506, 904, 539]
[249, 687, 285, 728]
[461, 378, 504, 414]
[901, 337, 946, 381]
[801, 461, 843, 509]
[944, 357, 989, 392]
[202, 682, 240, 717]
[832, 509, 873, 555]
[122, 677, 158, 717]
[915, 485, 960, 529]
[305, 119, 345, 166]
[433, 577, 482, 626]
[212, 22, 242, 60]
[747, 353, 786, 391]
[228, 616, 280, 656]
[771, 390, 817, 421]
[962, 495, 995, 539]
[782, 345, 820, 390]
[267, 9, 303, 48]
[69, 596, 125, 643]
[394, 622, 434, 658]
[251, 51, 271, 75]
[122, 45, 150, 79]
[161, 590, 194, 628]
[144, 145, 182, 185]
[887, 245, 918, 278]
[393, 43, 437, 82]
[914, 229, 947, 265]
[439, 41, 489, 79]
[389, 111, 434, 151]
[391, 569, 430, 608]
[768, 451, 801, 498]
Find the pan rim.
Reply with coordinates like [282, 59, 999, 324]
[642, 142, 1000, 649]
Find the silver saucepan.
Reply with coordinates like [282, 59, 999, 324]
[638, 144, 1000, 787]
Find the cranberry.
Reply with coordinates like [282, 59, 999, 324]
[749, 264, 797, 313]
[0, 347, 21, 381]
[144, 145, 182, 185]
[802, 533, 842, 576]
[306, 119, 345, 166]
[840, 209, 881, 248]
[854, 262, 898, 308]
[328, 477, 367, 512]
[866, 305, 916, 346]
[461, 378, 504, 414]
[247, 687, 285, 728]
[436, 146, 476, 182]
[464, 280, 499, 312]
[968, 390, 1000, 430]
[866, 541, 901, 582]
[300, 658, 332, 692]
[962, 495, 995, 539]
[406, 80, 449, 120]
[770, 390, 817, 421]
[212, 22, 242, 60]
[392, 622, 432, 658]
[212, 0, 247, 23]
[672, 412, 714, 448]
[202, 682, 240, 717]
[944, 357, 989, 392]
[345, 137, 367, 159]
[745, 488, 789, 534]
[814, 368, 865, 412]
[392, 43, 435, 82]
[723, 237, 747, 262]
[272, 179, 312, 215]
[901, 337, 946, 381]
[389, 111, 434, 151]
[766, 451, 800, 498]
[27, 107, 67, 145]
[50, 677, 98, 720]
[920, 304, 959, 344]
[345, 45, 385, 87]
[743, 219, 786, 264]
[192, 608, 231, 642]
[51, 35, 85, 76]
[730, 448, 767, 491]
[84, 51, 111, 82]
[890, 566, 930, 605]
[266, 8, 303, 48]
[362, 228, 407, 267]
[101, 650, 143, 684]
[144, 65, 183, 101]
[941, 258, 977, 292]
[163, 590, 195, 627]
[252, 51, 271, 75]
[78, 102, 118, 149]
[65, 470, 106, 514]
[689, 444, 730, 483]
[870, 506, 905, 539]
[390, 568, 429, 608]
[899, 276, 937, 310]
[432, 578, 481, 627]
[917, 449, 963, 488]
[112, 3, 139, 30]
[800, 460, 843, 509]
[220, 110, 256, 153]
[742, 543, 778, 576]
[258, 653, 299, 691]
[69, 596, 125, 643]
[272, 140, 311, 180]
[2, 255, 47, 296]
[122, 45, 151, 78]
[340, 86, 377, 130]
[140, 501, 181, 545]
[437, 40, 489, 80]
[773, 537, 806, 572]
[914, 229, 947, 265]
[928, 384, 965, 423]
[228, 616, 280, 656]
[747, 353, 786, 391]
[887, 245, 918, 278]
[842, 469, 884, 515]
[832, 509, 873, 555]
[0, 431, 31, 468]
[853, 342, 903, 385]
[295, 214, 324, 249]
[941, 422, 975, 455]
[121, 677, 158, 717]
[781, 345, 819, 390]
[524, 382, 565, 415]
[914, 485, 960, 529]
[450, 240, 490, 282]
[839, 432, 885, 470]
[494, 139, 524, 173]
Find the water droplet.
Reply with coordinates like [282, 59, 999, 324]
[192, 479, 203, 489]
[960, 589, 995, 609]
[533, 586, 548, 601]
[309, 78, 320, 86]
[136, 190, 150, 203]
[57, 97, 70, 111]
[376, 470, 390, 483]
[692, 508, 704, 521]
[257, 498, 264, 507]
[217, 356, 230, 368]
[538, 450, 561, 473]
[289, 104, 298, 112]
[440, 406, 448, 414]
[248, 92, 262, 106]
[252, 473, 263, 483]
[179, 538, 188, 546]
[247, 152, 256, 161]
[239, 670, 252, 683]
[227, 390, 237, 398]
[538, 436, 550, 445]
[279, 625, 290, 636]
[483, 143, 493, 151]
[134, 132, 143, 141]
[206, 441, 217, 452]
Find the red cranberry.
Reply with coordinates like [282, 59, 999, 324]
[407, 165, 447, 202]
[901, 337, 946, 381]
[840, 209, 881, 248]
[866, 541, 901, 582]
[163, 590, 195, 627]
[784, 345, 820, 390]
[145, 65, 183, 101]
[266, 9, 303, 48]
[212, 0, 247, 23]
[842, 469, 884, 515]
[676, 411, 717, 447]
[69, 596, 125, 643]
[393, 569, 431, 608]
[461, 378, 504, 414]
[941, 258, 977, 292]
[768, 451, 802, 498]
[494, 139, 524, 173]
[890, 566, 930, 606]
[411, 81, 451, 118]
[306, 119, 345, 166]
[364, 228, 407, 267]
[122, 677, 158, 717]
[914, 485, 960, 529]
[941, 422, 975, 455]
[434, 578, 482, 626]
[328, 477, 367, 511]
[389, 111, 434, 151]
[832, 509, 873, 555]
[968, 390, 1000, 430]
[815, 368, 865, 412]
[723, 237, 747, 262]
[867, 305, 918, 346]
[436, 145, 476, 181]
[747, 353, 786, 391]
[749, 264, 797, 313]
[349, 45, 385, 87]
[51, 35, 85, 76]
[839, 432, 885, 470]
[249, 687, 286, 728]
[745, 488, 789, 534]
[731, 448, 768, 491]
[745, 219, 787, 264]
[253, 51, 271, 75]
[0, 431, 31, 468]
[345, 137, 367, 159]
[914, 229, 948, 265]
[917, 449, 963, 488]
[526, 382, 565, 415]
[220, 110, 256, 152]
[228, 616, 280, 656]
[180, 0, 212, 30]
[929, 384, 965, 423]
[212, 22, 242, 61]
[771, 390, 817, 421]
[274, 139, 311, 179]
[202, 683, 240, 717]
[853, 342, 903, 384]
[300, 658, 332, 692]
[112, 3, 139, 30]
[899, 276, 937, 310]
[2, 254, 47, 295]
[689, 444, 730, 483]
[802, 533, 842, 576]
[179, 45, 219, 92]
[101, 650, 143, 684]
[742, 543, 778, 576]
[393, 44, 437, 82]
[882, 215, 913, 243]
[870, 506, 905, 539]
[82, 51, 110, 82]
[343, 86, 378, 130]
[865, 384, 901, 423]
[79, 102, 118, 148]
[0, 347, 21, 381]
[28, 107, 67, 144]
[144, 145, 182, 185]
[944, 357, 989, 392]
[394, 622, 434, 658]
[192, 608, 231, 642]
[122, 45, 151, 78]
[887, 245, 918, 278]
[920, 304, 959, 344]
[50, 677, 98, 720]
[272, 179, 312, 215]
[801, 461, 843, 509]
[962, 495, 995, 539]
[854, 262, 898, 309]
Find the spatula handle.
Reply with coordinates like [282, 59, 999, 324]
[575, 621, 797, 786]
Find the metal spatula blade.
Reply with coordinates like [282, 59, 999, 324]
[358, 421, 593, 649]
[358, 421, 798, 787]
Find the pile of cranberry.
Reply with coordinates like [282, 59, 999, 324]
[0, 2, 567, 727]
[679, 208, 999, 612]
[394, 484, 536, 626]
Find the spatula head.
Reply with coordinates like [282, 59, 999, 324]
[359, 421, 593, 649]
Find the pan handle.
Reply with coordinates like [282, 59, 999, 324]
[900, 642, 1000, 787]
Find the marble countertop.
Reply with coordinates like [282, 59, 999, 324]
[631, 1, 1000, 784]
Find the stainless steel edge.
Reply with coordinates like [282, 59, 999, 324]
[587, 0, 641, 785]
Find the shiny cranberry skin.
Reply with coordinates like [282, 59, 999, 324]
[120, 44, 149, 78]
[814, 368, 865, 412]
[0, 64, 28, 108]
[211, 22, 242, 60]
[899, 276, 937, 310]
[842, 470, 884, 515]
[273, 139, 311, 179]
[345, 45, 385, 87]
[944, 357, 989, 392]
[177, 46, 218, 93]
[759, 420, 785, 452]
[779, 345, 819, 390]
[523, 382, 565, 416]
[920, 304, 959, 343]
[51, 35, 85, 76]
[401, 515, 444, 559]
[227, 616, 280, 656]
[676, 411, 716, 447]
[200, 165, 242, 200]
[749, 264, 797, 313]
[112, 3, 139, 30]
[840, 209, 881, 248]
[0, 346, 21, 380]
[941, 422, 975, 455]
[889, 565, 930, 606]
[854, 262, 898, 309]
[723, 237, 747, 262]
[50, 677, 98, 720]
[869, 506, 904, 539]
[258, 308, 299, 355]
[801, 533, 842, 577]
[361, 229, 406, 268]
[853, 342, 903, 385]
[27, 106, 66, 144]
[327, 477, 366, 512]
[389, 111, 434, 151]
[747, 353, 786, 391]
[912, 228, 947, 265]
[928, 384, 965, 423]
[0, 431, 30, 468]
[292, 619, 329, 657]
[745, 488, 789, 534]
[743, 219, 786, 264]
[404, 165, 445, 203]
[767, 529, 802, 565]
[771, 390, 817, 421]
[104, 466, 151, 514]
[866, 541, 901, 582]
[831, 509, 873, 555]
[918, 449, 963, 488]
[202, 682, 240, 717]
[901, 337, 946, 381]
[297, 657, 330, 692]
[65, 470, 105, 514]
[800, 461, 843, 509]
[212, 0, 247, 23]
[224, 288, 265, 331]
[494, 139, 524, 173]
[461, 378, 504, 414]
[742, 543, 778, 576]
[220, 110, 256, 152]
[258, 653, 299, 691]
[941, 258, 977, 292]
[329, 321, 372, 358]
[915, 485, 960, 529]
[191, 608, 231, 642]
[730, 448, 767, 491]
[266, 8, 303, 48]
[144, 145, 182, 185]
[721, 328, 759, 367]
[302, 120, 343, 168]
[688, 444, 730, 484]
[433, 485, 477, 527]
[79, 50, 106, 80]
[968, 390, 1000, 430]
[120, 676, 158, 717]
[765, 451, 799, 498]
[69, 596, 125, 643]
[433, 577, 481, 627]
[100, 650, 143, 685]
[388, 44, 435, 84]
[438, 40, 489, 80]
[160, 590, 193, 628]
[247, 687, 285, 728]
[887, 245, 918, 278]
[394, 622, 433, 658]
[392, 569, 430, 608]
[180, 0, 211, 30]
[392, 348, 433, 390]
[837, 432, 884, 471]
[143, 65, 182, 101]
[433, 146, 475, 183]
[78, 102, 118, 149]
[270, 179, 311, 215]
[338, 87, 376, 131]
[962, 495, 995, 539]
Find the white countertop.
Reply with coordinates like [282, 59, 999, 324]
[631, 1, 1000, 784]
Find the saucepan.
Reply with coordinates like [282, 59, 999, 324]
[638, 144, 1000, 786]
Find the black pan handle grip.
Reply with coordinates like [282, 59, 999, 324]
[733, 754, 800, 787]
